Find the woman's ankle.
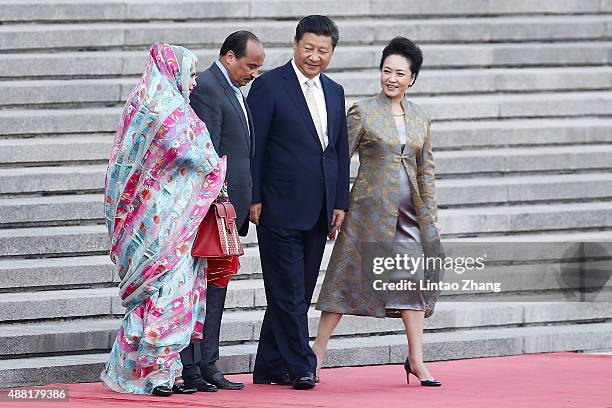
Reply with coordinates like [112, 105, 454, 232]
[408, 355, 424, 367]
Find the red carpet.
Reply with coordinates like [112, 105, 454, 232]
[3, 353, 611, 408]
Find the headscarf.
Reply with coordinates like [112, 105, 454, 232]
[104, 42, 226, 311]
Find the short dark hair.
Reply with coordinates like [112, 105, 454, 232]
[220, 30, 261, 58]
[294, 15, 339, 49]
[379, 37, 423, 81]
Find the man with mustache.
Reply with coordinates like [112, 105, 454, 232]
[180, 30, 265, 393]
[247, 15, 350, 390]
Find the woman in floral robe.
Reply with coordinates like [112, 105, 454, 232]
[101, 42, 226, 396]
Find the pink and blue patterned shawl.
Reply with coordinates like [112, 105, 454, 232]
[104, 42, 226, 313]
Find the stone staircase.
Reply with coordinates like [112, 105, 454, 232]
[1, 0, 612, 388]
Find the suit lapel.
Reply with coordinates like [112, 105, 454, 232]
[320, 74, 335, 148]
[211, 63, 251, 150]
[244, 96, 255, 157]
[280, 62, 323, 149]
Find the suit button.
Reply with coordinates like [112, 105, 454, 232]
[320, 177, 325, 183]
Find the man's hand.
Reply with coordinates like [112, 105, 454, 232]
[328, 209, 345, 240]
[250, 203, 262, 225]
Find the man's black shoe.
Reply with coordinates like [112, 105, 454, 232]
[184, 376, 218, 392]
[205, 373, 245, 390]
[292, 373, 316, 390]
[172, 383, 197, 394]
[151, 386, 173, 397]
[253, 372, 292, 385]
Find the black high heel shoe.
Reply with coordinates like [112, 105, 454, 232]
[404, 358, 441, 387]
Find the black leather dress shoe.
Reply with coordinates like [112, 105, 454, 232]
[172, 383, 198, 394]
[292, 373, 316, 390]
[205, 373, 245, 390]
[184, 377, 219, 392]
[151, 386, 173, 397]
[253, 372, 292, 385]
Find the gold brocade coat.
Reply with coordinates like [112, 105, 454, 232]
[316, 92, 441, 318]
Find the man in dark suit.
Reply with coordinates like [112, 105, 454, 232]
[180, 30, 265, 392]
[247, 16, 349, 390]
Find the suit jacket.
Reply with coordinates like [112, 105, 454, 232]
[317, 93, 441, 319]
[190, 62, 254, 236]
[247, 61, 350, 230]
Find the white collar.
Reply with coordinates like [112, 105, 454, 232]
[291, 58, 321, 88]
[214, 59, 241, 95]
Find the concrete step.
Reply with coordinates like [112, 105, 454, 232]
[440, 201, 612, 235]
[2, 157, 611, 200]
[0, 223, 258, 258]
[0, 165, 107, 195]
[0, 287, 118, 322]
[0, 247, 264, 291]
[4, 66, 612, 107]
[3, 182, 612, 236]
[0, 255, 116, 291]
[2, 15, 611, 52]
[0, 281, 267, 323]
[0, 224, 108, 257]
[0, 194, 108, 225]
[433, 117, 612, 149]
[3, 142, 612, 194]
[434, 144, 612, 175]
[2, 91, 610, 136]
[437, 172, 612, 206]
[2, 118, 611, 166]
[403, 91, 612, 121]
[3, 0, 609, 23]
[2, 41, 611, 80]
[0, 135, 112, 165]
[0, 282, 268, 323]
[1, 302, 610, 358]
[1, 224, 611, 292]
[2, 250, 611, 320]
[1, 321, 611, 387]
[454, 229, 612, 242]
[339, 66, 612, 98]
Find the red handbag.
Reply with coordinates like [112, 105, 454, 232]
[192, 201, 244, 258]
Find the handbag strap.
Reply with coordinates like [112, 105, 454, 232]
[214, 202, 237, 231]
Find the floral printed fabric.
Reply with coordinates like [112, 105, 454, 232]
[101, 42, 226, 394]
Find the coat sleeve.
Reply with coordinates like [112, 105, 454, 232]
[190, 80, 222, 151]
[346, 102, 365, 159]
[416, 114, 438, 223]
[334, 87, 350, 210]
[246, 77, 274, 203]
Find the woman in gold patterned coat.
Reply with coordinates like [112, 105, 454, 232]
[314, 37, 442, 386]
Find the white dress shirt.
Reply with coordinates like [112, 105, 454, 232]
[291, 59, 328, 148]
[215, 59, 250, 133]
